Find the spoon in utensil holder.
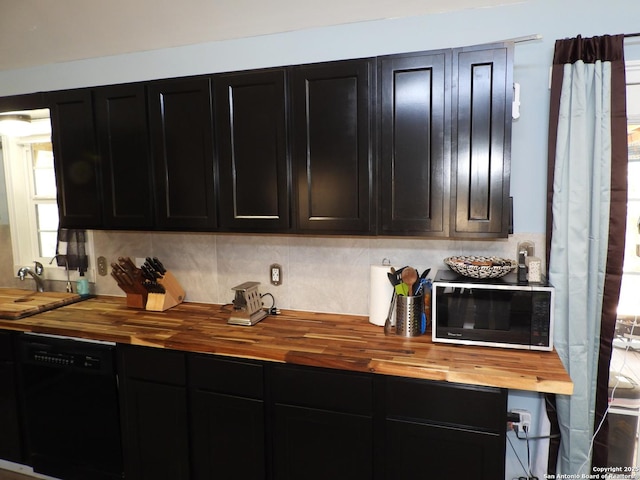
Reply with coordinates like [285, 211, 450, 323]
[401, 268, 418, 296]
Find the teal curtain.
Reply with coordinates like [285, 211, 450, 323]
[546, 34, 627, 474]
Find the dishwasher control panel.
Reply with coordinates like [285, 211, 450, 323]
[27, 348, 102, 370]
[19, 334, 113, 374]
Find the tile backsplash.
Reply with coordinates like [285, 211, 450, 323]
[1, 226, 544, 316]
[91, 230, 546, 316]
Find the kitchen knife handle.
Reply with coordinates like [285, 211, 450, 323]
[152, 257, 167, 275]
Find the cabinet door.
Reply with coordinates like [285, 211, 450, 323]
[215, 69, 290, 232]
[271, 364, 374, 480]
[379, 51, 450, 236]
[451, 43, 513, 237]
[383, 377, 507, 479]
[148, 77, 217, 230]
[94, 84, 154, 229]
[274, 404, 372, 480]
[192, 391, 265, 480]
[385, 419, 504, 479]
[117, 346, 189, 480]
[291, 59, 374, 234]
[189, 354, 266, 480]
[0, 332, 23, 464]
[49, 89, 102, 228]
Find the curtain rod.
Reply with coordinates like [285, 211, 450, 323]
[625, 32, 640, 39]
[511, 34, 542, 44]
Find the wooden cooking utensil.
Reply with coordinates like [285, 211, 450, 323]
[401, 267, 418, 297]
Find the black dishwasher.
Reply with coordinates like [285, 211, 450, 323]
[17, 333, 123, 480]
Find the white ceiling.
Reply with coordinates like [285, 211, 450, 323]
[0, 0, 522, 72]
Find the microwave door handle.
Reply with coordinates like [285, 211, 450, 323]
[453, 288, 465, 318]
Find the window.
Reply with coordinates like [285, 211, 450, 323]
[1, 110, 94, 282]
[619, 61, 640, 314]
[608, 61, 640, 469]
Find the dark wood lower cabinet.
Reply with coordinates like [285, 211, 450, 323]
[271, 364, 374, 480]
[0, 332, 23, 464]
[273, 404, 373, 480]
[113, 346, 508, 480]
[191, 391, 265, 479]
[117, 345, 190, 480]
[385, 419, 504, 478]
[121, 380, 190, 480]
[189, 354, 266, 480]
[382, 376, 507, 480]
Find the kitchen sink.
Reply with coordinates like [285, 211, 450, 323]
[0, 288, 88, 320]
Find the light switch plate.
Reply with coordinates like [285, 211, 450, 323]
[97, 256, 108, 276]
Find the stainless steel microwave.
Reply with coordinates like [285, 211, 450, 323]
[432, 270, 554, 351]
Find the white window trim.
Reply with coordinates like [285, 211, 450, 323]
[618, 60, 640, 317]
[2, 128, 96, 284]
[628, 60, 640, 123]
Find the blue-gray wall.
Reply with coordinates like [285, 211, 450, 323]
[0, 0, 639, 234]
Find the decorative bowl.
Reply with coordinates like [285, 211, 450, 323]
[444, 256, 517, 279]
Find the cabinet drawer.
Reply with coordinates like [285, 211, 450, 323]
[384, 377, 506, 432]
[118, 345, 186, 385]
[272, 364, 373, 415]
[189, 354, 263, 399]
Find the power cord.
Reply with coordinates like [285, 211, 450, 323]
[508, 424, 539, 480]
[507, 427, 538, 480]
[260, 292, 279, 315]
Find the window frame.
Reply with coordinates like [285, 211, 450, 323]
[2, 114, 95, 284]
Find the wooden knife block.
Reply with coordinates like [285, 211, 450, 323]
[125, 292, 147, 309]
[145, 271, 186, 312]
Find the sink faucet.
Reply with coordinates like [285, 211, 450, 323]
[17, 261, 45, 293]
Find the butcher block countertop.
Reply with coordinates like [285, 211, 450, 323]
[0, 288, 86, 320]
[0, 295, 573, 395]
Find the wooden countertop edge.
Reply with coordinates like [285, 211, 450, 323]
[0, 295, 574, 395]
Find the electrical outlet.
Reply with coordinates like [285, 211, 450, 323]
[517, 241, 535, 260]
[270, 264, 282, 286]
[509, 409, 532, 432]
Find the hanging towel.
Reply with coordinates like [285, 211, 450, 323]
[56, 229, 88, 274]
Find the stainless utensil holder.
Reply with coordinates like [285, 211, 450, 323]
[395, 294, 425, 337]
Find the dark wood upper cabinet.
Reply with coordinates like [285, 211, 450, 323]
[450, 43, 513, 238]
[214, 69, 290, 232]
[40, 43, 513, 237]
[379, 51, 450, 236]
[290, 59, 374, 234]
[148, 77, 217, 230]
[48, 89, 102, 229]
[94, 84, 154, 229]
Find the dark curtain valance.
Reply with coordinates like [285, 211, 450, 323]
[553, 34, 625, 65]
